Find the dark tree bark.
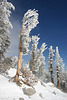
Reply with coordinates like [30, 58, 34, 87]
[50, 64, 54, 83]
[57, 66, 60, 88]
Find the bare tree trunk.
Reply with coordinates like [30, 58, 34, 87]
[51, 70, 54, 83]
[50, 64, 54, 83]
[49, 55, 54, 83]
[30, 63, 34, 71]
[20, 79, 31, 86]
[15, 35, 22, 81]
[30, 52, 34, 71]
[15, 24, 23, 82]
[57, 69, 60, 88]
[57, 79, 60, 88]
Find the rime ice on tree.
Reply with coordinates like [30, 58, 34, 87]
[0, 0, 15, 60]
[16, 9, 39, 81]
[30, 35, 40, 71]
[30, 35, 47, 80]
[55, 47, 64, 88]
[48, 46, 55, 83]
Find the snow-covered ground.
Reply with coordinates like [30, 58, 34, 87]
[0, 68, 67, 100]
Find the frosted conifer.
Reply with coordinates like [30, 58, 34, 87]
[0, 0, 15, 60]
[30, 35, 47, 80]
[30, 35, 40, 71]
[48, 46, 55, 83]
[55, 47, 64, 88]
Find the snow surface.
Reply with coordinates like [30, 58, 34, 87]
[0, 68, 67, 100]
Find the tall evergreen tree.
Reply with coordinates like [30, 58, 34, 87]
[55, 47, 64, 88]
[30, 35, 47, 80]
[30, 35, 40, 71]
[0, 0, 15, 60]
[48, 46, 55, 83]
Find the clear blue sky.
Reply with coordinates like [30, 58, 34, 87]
[7, 0, 67, 70]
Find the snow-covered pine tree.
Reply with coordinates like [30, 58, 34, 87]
[55, 47, 64, 88]
[30, 35, 40, 71]
[0, 0, 15, 60]
[16, 9, 39, 81]
[30, 35, 47, 80]
[36, 53, 45, 81]
[48, 46, 55, 83]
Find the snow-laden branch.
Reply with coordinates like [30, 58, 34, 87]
[39, 43, 47, 53]
[32, 35, 40, 51]
[21, 9, 39, 36]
